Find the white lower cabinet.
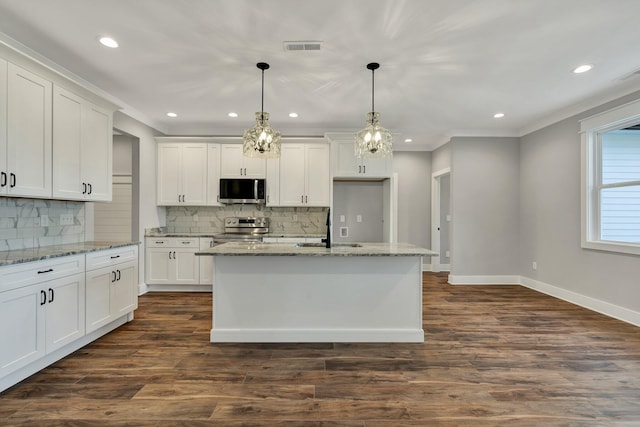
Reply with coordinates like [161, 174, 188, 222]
[0, 245, 139, 392]
[199, 238, 214, 285]
[0, 255, 85, 378]
[145, 238, 200, 285]
[85, 246, 138, 333]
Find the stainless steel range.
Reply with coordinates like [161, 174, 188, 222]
[212, 217, 270, 243]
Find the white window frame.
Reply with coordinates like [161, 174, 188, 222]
[580, 98, 640, 256]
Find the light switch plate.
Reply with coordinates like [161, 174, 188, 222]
[340, 215, 345, 223]
[40, 215, 49, 227]
[356, 215, 362, 223]
[340, 227, 348, 237]
[60, 214, 74, 225]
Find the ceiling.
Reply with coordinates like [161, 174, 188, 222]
[1, 0, 640, 150]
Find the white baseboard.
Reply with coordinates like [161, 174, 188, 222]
[210, 328, 425, 343]
[422, 263, 451, 272]
[520, 276, 640, 328]
[448, 274, 520, 285]
[138, 282, 148, 295]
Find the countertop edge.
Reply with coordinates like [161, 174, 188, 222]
[0, 241, 140, 267]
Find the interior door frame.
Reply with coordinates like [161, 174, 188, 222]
[431, 167, 450, 272]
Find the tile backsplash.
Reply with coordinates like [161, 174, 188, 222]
[165, 205, 328, 235]
[0, 198, 85, 251]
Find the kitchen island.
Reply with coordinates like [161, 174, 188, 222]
[197, 242, 437, 343]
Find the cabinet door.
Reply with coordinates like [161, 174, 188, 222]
[157, 143, 182, 205]
[243, 155, 266, 178]
[305, 144, 331, 206]
[333, 140, 360, 177]
[0, 283, 45, 377]
[362, 156, 391, 177]
[199, 238, 214, 285]
[279, 144, 306, 206]
[52, 86, 84, 200]
[173, 248, 199, 285]
[181, 143, 207, 205]
[112, 262, 137, 317]
[207, 143, 222, 205]
[145, 247, 172, 284]
[83, 103, 112, 201]
[0, 59, 6, 195]
[265, 157, 280, 206]
[45, 273, 85, 354]
[6, 63, 52, 198]
[85, 266, 113, 333]
[220, 145, 244, 178]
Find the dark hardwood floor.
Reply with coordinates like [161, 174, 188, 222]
[2, 272, 640, 426]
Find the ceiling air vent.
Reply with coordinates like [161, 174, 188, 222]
[283, 41, 322, 52]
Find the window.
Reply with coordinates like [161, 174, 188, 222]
[581, 99, 640, 255]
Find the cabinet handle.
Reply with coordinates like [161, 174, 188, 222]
[173, 251, 176, 259]
[117, 269, 121, 281]
[301, 195, 303, 203]
[38, 268, 54, 274]
[182, 241, 191, 244]
[358, 165, 362, 173]
[9, 173, 16, 188]
[168, 251, 172, 260]
[40, 290, 47, 306]
[240, 168, 243, 176]
[363, 165, 366, 173]
[155, 241, 165, 244]
[305, 195, 308, 204]
[82, 182, 87, 194]
[210, 241, 214, 248]
[1, 171, 6, 187]
[48, 288, 54, 303]
[244, 168, 247, 175]
[110, 255, 120, 259]
[88, 183, 92, 195]
[112, 271, 117, 282]
[217, 195, 220, 202]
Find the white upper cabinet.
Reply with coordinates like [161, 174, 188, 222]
[331, 139, 392, 178]
[157, 142, 208, 206]
[220, 144, 266, 178]
[0, 59, 6, 192]
[206, 143, 222, 205]
[279, 141, 330, 207]
[52, 86, 112, 201]
[265, 157, 280, 206]
[3, 63, 52, 198]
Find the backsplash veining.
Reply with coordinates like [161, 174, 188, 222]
[165, 205, 329, 235]
[0, 198, 85, 251]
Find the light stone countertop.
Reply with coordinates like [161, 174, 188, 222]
[196, 242, 437, 257]
[0, 241, 140, 266]
[145, 229, 324, 239]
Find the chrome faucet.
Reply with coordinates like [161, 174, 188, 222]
[321, 208, 331, 248]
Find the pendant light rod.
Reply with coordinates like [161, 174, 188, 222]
[367, 62, 379, 115]
[257, 62, 269, 120]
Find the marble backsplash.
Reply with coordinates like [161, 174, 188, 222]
[165, 205, 329, 235]
[0, 198, 85, 251]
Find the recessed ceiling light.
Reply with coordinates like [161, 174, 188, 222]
[404, 138, 412, 143]
[228, 112, 238, 118]
[289, 112, 299, 118]
[573, 64, 592, 74]
[493, 112, 505, 118]
[99, 36, 118, 48]
[166, 112, 177, 118]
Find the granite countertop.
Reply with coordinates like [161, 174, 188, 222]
[196, 242, 437, 257]
[0, 241, 140, 266]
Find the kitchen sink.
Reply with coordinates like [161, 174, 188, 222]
[294, 242, 362, 248]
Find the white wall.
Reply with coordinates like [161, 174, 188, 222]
[432, 142, 451, 173]
[519, 90, 640, 314]
[450, 137, 520, 277]
[113, 135, 134, 175]
[113, 111, 165, 288]
[333, 181, 384, 242]
[393, 151, 431, 249]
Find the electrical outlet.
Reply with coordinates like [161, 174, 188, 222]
[60, 214, 74, 225]
[40, 215, 49, 227]
[356, 215, 362, 223]
[340, 215, 346, 223]
[445, 250, 450, 258]
[193, 215, 199, 222]
[532, 261, 537, 270]
[340, 227, 348, 237]
[293, 214, 298, 221]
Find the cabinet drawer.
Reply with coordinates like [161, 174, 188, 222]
[85, 245, 139, 271]
[0, 254, 85, 293]
[146, 237, 199, 248]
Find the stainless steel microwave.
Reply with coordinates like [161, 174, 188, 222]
[219, 178, 266, 204]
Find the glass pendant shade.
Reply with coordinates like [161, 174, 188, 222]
[355, 62, 393, 159]
[243, 112, 281, 158]
[243, 62, 281, 158]
[355, 112, 393, 158]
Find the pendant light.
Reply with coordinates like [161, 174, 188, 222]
[355, 62, 393, 158]
[243, 62, 281, 158]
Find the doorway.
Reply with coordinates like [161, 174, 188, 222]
[431, 168, 451, 272]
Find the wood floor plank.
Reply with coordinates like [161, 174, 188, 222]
[2, 272, 640, 425]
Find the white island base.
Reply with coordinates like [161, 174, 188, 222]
[211, 255, 424, 343]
